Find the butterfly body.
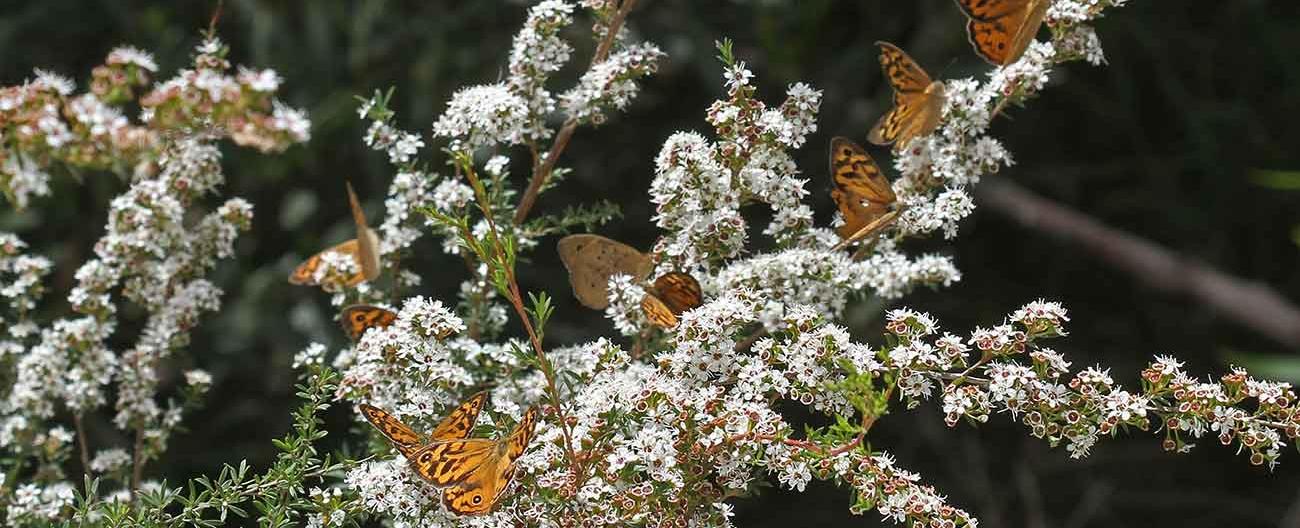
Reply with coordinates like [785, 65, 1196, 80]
[956, 0, 1050, 66]
[867, 42, 946, 151]
[358, 394, 538, 516]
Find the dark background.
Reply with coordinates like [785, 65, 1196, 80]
[2, 1, 1299, 526]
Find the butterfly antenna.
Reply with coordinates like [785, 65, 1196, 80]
[938, 57, 959, 79]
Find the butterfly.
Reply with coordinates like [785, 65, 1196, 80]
[339, 304, 398, 341]
[639, 272, 703, 329]
[557, 234, 703, 328]
[955, 0, 1050, 66]
[828, 137, 900, 249]
[288, 182, 382, 287]
[359, 393, 540, 516]
[867, 41, 946, 152]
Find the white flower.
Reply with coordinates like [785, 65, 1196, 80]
[432, 84, 529, 149]
[107, 46, 158, 71]
[723, 63, 754, 89]
[184, 369, 213, 388]
[90, 448, 132, 473]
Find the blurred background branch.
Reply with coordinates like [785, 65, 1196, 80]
[979, 178, 1300, 350]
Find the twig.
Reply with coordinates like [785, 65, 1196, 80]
[130, 427, 144, 496]
[462, 162, 582, 479]
[74, 413, 91, 475]
[513, 0, 641, 225]
[978, 178, 1300, 349]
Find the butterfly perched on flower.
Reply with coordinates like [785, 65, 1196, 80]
[955, 0, 1050, 66]
[828, 137, 899, 249]
[557, 234, 703, 328]
[359, 393, 539, 516]
[867, 41, 946, 152]
[338, 304, 398, 341]
[288, 182, 381, 287]
[639, 272, 703, 328]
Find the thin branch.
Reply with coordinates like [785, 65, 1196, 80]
[513, 0, 641, 225]
[462, 161, 582, 480]
[978, 178, 1300, 349]
[74, 413, 91, 475]
[130, 427, 144, 496]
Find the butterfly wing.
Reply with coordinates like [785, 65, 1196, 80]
[829, 137, 896, 241]
[290, 239, 366, 286]
[557, 234, 654, 310]
[956, 0, 1048, 66]
[428, 391, 487, 442]
[867, 42, 945, 150]
[441, 407, 539, 516]
[339, 304, 398, 341]
[409, 439, 497, 486]
[641, 294, 680, 328]
[359, 404, 425, 459]
[346, 182, 382, 282]
[652, 272, 703, 315]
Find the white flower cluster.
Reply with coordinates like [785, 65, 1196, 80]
[433, 84, 531, 151]
[435, 0, 662, 154]
[105, 46, 158, 71]
[5, 482, 76, 526]
[561, 42, 665, 124]
[649, 80, 823, 269]
[507, 0, 575, 141]
[0, 233, 52, 314]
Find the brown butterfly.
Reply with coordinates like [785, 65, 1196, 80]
[288, 182, 382, 286]
[867, 41, 946, 152]
[360, 395, 539, 516]
[828, 137, 900, 249]
[640, 272, 704, 329]
[955, 0, 1050, 66]
[557, 234, 703, 327]
[557, 234, 654, 310]
[339, 304, 398, 341]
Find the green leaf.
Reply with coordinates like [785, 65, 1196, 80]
[1223, 349, 1300, 384]
[1250, 169, 1300, 190]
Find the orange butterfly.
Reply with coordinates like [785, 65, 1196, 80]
[339, 304, 398, 341]
[955, 0, 1050, 66]
[360, 394, 539, 516]
[557, 234, 703, 328]
[867, 41, 946, 152]
[639, 272, 703, 329]
[828, 137, 900, 250]
[288, 182, 381, 287]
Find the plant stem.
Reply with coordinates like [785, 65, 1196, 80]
[463, 162, 582, 478]
[513, 0, 641, 225]
[74, 413, 91, 475]
[130, 427, 144, 496]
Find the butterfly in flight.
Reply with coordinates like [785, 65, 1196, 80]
[867, 41, 946, 152]
[359, 393, 539, 516]
[289, 182, 382, 287]
[557, 234, 703, 328]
